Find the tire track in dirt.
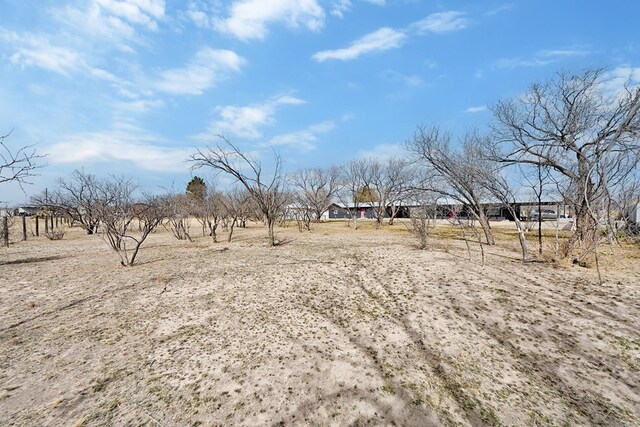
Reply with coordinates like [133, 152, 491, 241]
[442, 259, 640, 426]
[343, 251, 492, 427]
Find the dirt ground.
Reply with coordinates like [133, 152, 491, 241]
[1, 219, 639, 426]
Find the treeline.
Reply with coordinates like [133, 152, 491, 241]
[8, 68, 640, 268]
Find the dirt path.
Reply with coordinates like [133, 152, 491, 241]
[1, 224, 638, 426]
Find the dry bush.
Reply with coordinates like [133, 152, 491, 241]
[44, 230, 65, 240]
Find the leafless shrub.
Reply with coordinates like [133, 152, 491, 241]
[290, 166, 342, 223]
[410, 203, 431, 249]
[165, 194, 193, 241]
[408, 127, 495, 245]
[44, 230, 65, 240]
[94, 177, 170, 266]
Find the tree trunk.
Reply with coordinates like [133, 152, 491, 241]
[570, 202, 598, 255]
[267, 217, 276, 246]
[228, 218, 236, 243]
[514, 217, 528, 261]
[211, 223, 218, 243]
[477, 210, 495, 245]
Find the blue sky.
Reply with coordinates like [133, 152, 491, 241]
[1, 0, 639, 204]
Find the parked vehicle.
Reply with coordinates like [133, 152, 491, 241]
[529, 209, 557, 220]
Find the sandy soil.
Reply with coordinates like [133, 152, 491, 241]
[1, 220, 639, 426]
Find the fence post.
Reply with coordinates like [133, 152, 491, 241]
[2, 216, 8, 247]
[22, 215, 27, 241]
[35, 216, 39, 236]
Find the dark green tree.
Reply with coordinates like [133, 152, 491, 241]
[186, 176, 206, 201]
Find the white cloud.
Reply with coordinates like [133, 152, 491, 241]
[48, 127, 190, 172]
[185, 0, 215, 28]
[382, 70, 423, 87]
[486, 3, 514, 16]
[198, 95, 306, 140]
[53, 0, 165, 51]
[410, 11, 468, 34]
[313, 27, 407, 62]
[0, 29, 132, 91]
[215, 0, 325, 40]
[95, 0, 165, 30]
[313, 10, 467, 62]
[357, 143, 405, 160]
[267, 121, 335, 150]
[154, 48, 245, 95]
[116, 99, 165, 112]
[602, 66, 640, 95]
[331, 0, 351, 18]
[464, 105, 487, 113]
[11, 42, 81, 76]
[539, 49, 590, 58]
[495, 47, 591, 69]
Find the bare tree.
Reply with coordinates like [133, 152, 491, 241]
[223, 187, 251, 243]
[95, 177, 169, 266]
[477, 163, 529, 261]
[519, 163, 554, 254]
[407, 126, 495, 245]
[491, 68, 640, 257]
[165, 194, 193, 241]
[368, 157, 413, 227]
[0, 131, 45, 189]
[612, 170, 640, 234]
[193, 186, 226, 243]
[31, 169, 102, 234]
[188, 137, 288, 246]
[290, 166, 342, 222]
[409, 191, 439, 249]
[337, 159, 374, 230]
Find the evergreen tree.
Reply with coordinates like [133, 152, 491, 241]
[186, 176, 206, 201]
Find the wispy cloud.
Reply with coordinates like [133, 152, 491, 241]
[409, 11, 468, 34]
[464, 105, 487, 113]
[313, 11, 468, 62]
[48, 126, 190, 172]
[357, 143, 406, 160]
[267, 121, 335, 150]
[1, 30, 82, 76]
[330, 0, 385, 19]
[116, 99, 166, 113]
[154, 48, 245, 95]
[197, 95, 306, 140]
[313, 27, 407, 62]
[53, 0, 166, 51]
[0, 28, 130, 88]
[602, 66, 640, 95]
[330, 0, 352, 18]
[495, 47, 590, 68]
[213, 0, 325, 40]
[485, 3, 514, 16]
[381, 70, 423, 87]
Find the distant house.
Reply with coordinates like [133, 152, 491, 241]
[17, 206, 39, 216]
[323, 200, 570, 222]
